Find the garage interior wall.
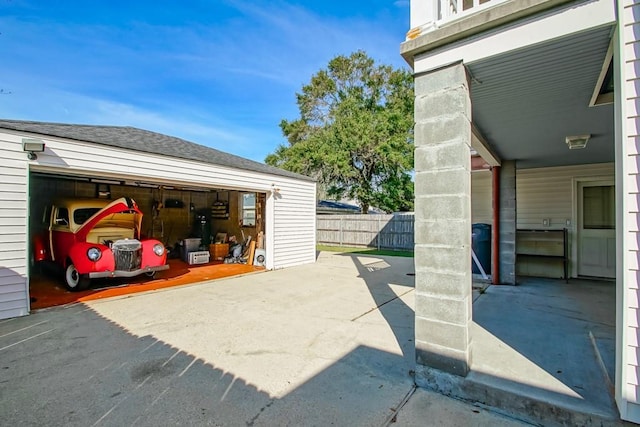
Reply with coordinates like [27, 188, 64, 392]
[29, 175, 266, 251]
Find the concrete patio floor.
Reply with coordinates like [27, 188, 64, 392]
[463, 277, 621, 426]
[0, 251, 625, 425]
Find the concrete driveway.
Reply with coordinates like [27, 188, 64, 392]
[1, 252, 523, 426]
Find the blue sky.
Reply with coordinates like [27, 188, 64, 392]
[0, 1, 410, 163]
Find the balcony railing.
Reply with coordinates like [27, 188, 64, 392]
[407, 0, 509, 39]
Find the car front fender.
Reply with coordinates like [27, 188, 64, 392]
[67, 243, 114, 274]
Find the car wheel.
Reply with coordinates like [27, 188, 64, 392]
[145, 271, 157, 278]
[65, 263, 90, 292]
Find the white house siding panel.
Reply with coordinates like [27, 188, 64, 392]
[0, 135, 29, 319]
[512, 163, 613, 278]
[630, 364, 640, 386]
[630, 288, 640, 309]
[273, 181, 316, 269]
[631, 307, 640, 329]
[629, 324, 640, 347]
[620, 0, 640, 419]
[516, 163, 615, 230]
[471, 171, 492, 224]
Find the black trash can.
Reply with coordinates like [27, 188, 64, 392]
[471, 223, 491, 274]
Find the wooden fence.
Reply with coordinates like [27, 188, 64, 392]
[316, 214, 414, 250]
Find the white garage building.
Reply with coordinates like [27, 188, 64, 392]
[0, 119, 317, 320]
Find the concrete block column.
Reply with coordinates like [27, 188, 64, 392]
[414, 63, 472, 378]
[499, 160, 517, 285]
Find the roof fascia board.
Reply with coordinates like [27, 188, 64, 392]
[8, 132, 283, 193]
[1, 127, 307, 190]
[402, 0, 576, 65]
[589, 35, 614, 107]
[472, 124, 501, 167]
[411, 0, 616, 75]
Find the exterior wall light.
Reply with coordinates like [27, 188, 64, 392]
[565, 134, 590, 150]
[22, 138, 45, 160]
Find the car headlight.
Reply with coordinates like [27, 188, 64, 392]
[87, 247, 102, 262]
[153, 243, 165, 256]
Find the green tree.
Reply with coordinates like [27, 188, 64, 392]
[265, 50, 414, 213]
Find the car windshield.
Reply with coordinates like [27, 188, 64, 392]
[74, 208, 102, 225]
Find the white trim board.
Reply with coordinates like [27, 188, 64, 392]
[414, 0, 616, 74]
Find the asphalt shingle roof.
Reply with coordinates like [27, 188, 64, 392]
[0, 119, 313, 182]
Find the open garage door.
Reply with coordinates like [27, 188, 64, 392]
[28, 171, 268, 309]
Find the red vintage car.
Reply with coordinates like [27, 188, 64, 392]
[32, 197, 169, 291]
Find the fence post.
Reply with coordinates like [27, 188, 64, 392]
[339, 217, 343, 247]
[377, 215, 381, 250]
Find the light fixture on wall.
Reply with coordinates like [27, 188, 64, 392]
[22, 138, 45, 160]
[565, 134, 590, 150]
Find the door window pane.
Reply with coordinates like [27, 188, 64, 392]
[583, 185, 615, 229]
[55, 207, 69, 226]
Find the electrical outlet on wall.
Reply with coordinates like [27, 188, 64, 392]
[542, 218, 550, 227]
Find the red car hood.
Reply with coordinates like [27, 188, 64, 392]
[76, 197, 143, 241]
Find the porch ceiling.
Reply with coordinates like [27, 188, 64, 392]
[468, 25, 614, 169]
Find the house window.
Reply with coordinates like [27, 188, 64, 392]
[240, 193, 256, 227]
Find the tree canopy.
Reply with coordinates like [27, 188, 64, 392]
[265, 50, 414, 213]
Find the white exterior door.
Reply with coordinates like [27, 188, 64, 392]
[577, 180, 615, 278]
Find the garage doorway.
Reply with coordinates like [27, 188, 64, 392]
[28, 172, 268, 308]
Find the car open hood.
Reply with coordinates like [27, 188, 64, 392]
[76, 197, 143, 241]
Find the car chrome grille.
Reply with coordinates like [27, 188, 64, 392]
[112, 239, 142, 271]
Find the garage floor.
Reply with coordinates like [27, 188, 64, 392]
[29, 258, 265, 310]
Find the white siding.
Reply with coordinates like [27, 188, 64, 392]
[619, 0, 640, 420]
[0, 134, 29, 319]
[516, 163, 614, 229]
[469, 164, 615, 279]
[273, 179, 317, 269]
[471, 170, 492, 224]
[516, 163, 614, 278]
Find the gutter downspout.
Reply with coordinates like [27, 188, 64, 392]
[492, 166, 500, 284]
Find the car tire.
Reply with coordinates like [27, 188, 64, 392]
[65, 263, 90, 292]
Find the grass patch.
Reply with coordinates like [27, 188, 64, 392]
[317, 245, 414, 258]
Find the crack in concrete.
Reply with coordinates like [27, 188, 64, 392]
[350, 289, 415, 322]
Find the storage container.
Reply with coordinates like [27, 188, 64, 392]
[209, 243, 229, 261]
[188, 251, 210, 265]
[183, 238, 202, 252]
[181, 238, 202, 262]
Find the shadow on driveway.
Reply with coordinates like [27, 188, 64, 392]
[0, 304, 411, 426]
